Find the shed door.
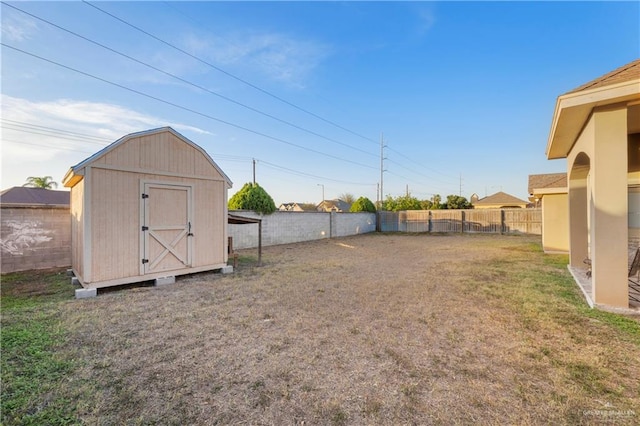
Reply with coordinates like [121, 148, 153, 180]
[141, 183, 193, 275]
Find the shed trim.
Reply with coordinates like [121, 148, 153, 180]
[89, 163, 230, 183]
[84, 166, 92, 283]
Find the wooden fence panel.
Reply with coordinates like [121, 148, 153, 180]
[377, 208, 541, 235]
[504, 209, 542, 234]
[405, 210, 430, 233]
[430, 210, 462, 233]
[464, 209, 502, 233]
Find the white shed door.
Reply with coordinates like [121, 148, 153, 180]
[141, 183, 193, 275]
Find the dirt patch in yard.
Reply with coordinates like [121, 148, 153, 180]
[48, 234, 640, 424]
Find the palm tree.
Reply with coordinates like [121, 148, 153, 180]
[23, 176, 58, 189]
[339, 193, 355, 204]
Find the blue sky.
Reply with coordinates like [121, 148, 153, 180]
[1, 1, 638, 205]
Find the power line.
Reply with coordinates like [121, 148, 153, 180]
[385, 157, 456, 186]
[2, 139, 96, 154]
[2, 135, 372, 186]
[1, 119, 111, 145]
[82, 0, 379, 146]
[387, 146, 458, 180]
[4, 2, 377, 159]
[2, 42, 378, 171]
[260, 160, 374, 186]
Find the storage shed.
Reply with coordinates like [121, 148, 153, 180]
[62, 127, 232, 289]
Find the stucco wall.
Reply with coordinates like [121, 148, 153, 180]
[1, 206, 71, 273]
[542, 193, 569, 253]
[228, 211, 376, 249]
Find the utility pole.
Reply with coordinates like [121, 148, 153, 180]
[380, 133, 385, 210]
[317, 183, 325, 205]
[252, 159, 256, 185]
[459, 173, 463, 196]
[406, 184, 409, 197]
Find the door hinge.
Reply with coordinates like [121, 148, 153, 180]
[141, 193, 149, 199]
[141, 226, 149, 231]
[142, 259, 149, 264]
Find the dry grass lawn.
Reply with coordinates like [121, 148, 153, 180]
[3, 233, 640, 425]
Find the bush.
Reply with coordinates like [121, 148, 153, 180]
[350, 196, 376, 213]
[228, 183, 276, 214]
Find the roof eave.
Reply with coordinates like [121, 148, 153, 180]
[546, 78, 640, 160]
[532, 186, 568, 196]
[62, 166, 86, 188]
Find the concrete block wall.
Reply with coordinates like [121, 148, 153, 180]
[229, 210, 376, 249]
[332, 211, 377, 238]
[1, 206, 71, 273]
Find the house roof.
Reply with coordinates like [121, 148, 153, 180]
[566, 59, 640, 94]
[63, 127, 232, 187]
[528, 173, 567, 195]
[318, 199, 351, 211]
[547, 58, 640, 159]
[0, 187, 70, 206]
[473, 191, 528, 206]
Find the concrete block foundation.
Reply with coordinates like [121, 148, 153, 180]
[155, 276, 175, 286]
[75, 288, 97, 299]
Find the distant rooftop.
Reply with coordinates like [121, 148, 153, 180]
[0, 187, 70, 206]
[528, 173, 567, 195]
[473, 191, 528, 206]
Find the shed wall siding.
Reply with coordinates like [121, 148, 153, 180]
[87, 168, 227, 284]
[90, 168, 140, 282]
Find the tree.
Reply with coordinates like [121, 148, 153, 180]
[444, 195, 473, 209]
[228, 183, 276, 214]
[350, 196, 376, 213]
[23, 176, 58, 189]
[339, 193, 356, 204]
[382, 194, 422, 211]
[429, 194, 443, 209]
[420, 199, 433, 210]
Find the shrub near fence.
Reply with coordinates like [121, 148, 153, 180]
[379, 208, 541, 235]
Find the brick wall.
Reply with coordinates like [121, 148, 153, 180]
[228, 210, 376, 249]
[1, 206, 71, 273]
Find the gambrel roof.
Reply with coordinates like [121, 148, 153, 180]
[63, 127, 232, 188]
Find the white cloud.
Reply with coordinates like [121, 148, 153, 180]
[1, 10, 39, 42]
[0, 95, 211, 189]
[182, 30, 331, 88]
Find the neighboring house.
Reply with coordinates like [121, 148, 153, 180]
[0, 187, 71, 273]
[470, 191, 528, 209]
[278, 202, 315, 212]
[528, 173, 569, 253]
[63, 127, 233, 291]
[317, 199, 351, 212]
[546, 58, 640, 309]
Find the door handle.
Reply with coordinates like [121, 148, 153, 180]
[188, 221, 194, 237]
